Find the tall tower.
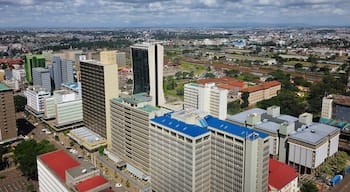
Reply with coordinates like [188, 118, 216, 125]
[131, 43, 165, 106]
[52, 56, 62, 90]
[80, 60, 118, 146]
[0, 83, 17, 142]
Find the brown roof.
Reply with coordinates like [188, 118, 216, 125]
[240, 81, 281, 93]
[328, 94, 350, 107]
[197, 77, 245, 90]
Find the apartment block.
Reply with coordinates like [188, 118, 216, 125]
[0, 83, 17, 142]
[184, 83, 228, 120]
[80, 60, 118, 145]
[240, 80, 281, 105]
[110, 93, 161, 179]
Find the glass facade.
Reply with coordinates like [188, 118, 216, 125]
[333, 104, 350, 122]
[132, 48, 150, 94]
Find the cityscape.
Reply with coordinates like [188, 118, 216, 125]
[1, 1, 350, 192]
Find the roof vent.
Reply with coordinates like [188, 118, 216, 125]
[311, 129, 316, 133]
[81, 169, 87, 173]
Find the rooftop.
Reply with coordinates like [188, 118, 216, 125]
[289, 123, 338, 145]
[269, 159, 298, 191]
[32, 67, 50, 72]
[122, 92, 152, 105]
[138, 104, 159, 113]
[240, 80, 281, 93]
[227, 108, 267, 124]
[197, 77, 245, 90]
[255, 121, 280, 134]
[0, 83, 11, 91]
[75, 176, 108, 192]
[205, 115, 269, 140]
[151, 113, 210, 138]
[326, 94, 350, 107]
[39, 150, 80, 182]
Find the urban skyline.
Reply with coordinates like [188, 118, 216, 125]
[0, 0, 350, 28]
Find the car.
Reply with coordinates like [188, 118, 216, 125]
[77, 155, 83, 158]
[115, 183, 122, 188]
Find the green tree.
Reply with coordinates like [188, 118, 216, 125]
[205, 73, 215, 78]
[294, 63, 303, 70]
[301, 180, 318, 192]
[98, 146, 105, 156]
[126, 179, 130, 188]
[175, 71, 183, 80]
[126, 78, 133, 84]
[225, 69, 239, 78]
[14, 95, 27, 112]
[227, 101, 241, 115]
[14, 140, 56, 180]
[241, 92, 249, 108]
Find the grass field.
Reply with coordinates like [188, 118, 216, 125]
[284, 61, 339, 68]
[179, 61, 207, 75]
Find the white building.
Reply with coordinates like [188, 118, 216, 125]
[24, 86, 51, 115]
[184, 83, 228, 120]
[12, 69, 26, 82]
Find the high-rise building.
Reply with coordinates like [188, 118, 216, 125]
[0, 83, 17, 142]
[131, 43, 165, 106]
[100, 50, 117, 65]
[32, 68, 52, 91]
[24, 86, 51, 115]
[149, 110, 270, 192]
[80, 60, 118, 145]
[184, 83, 228, 120]
[110, 93, 161, 179]
[52, 56, 62, 90]
[116, 52, 126, 67]
[24, 54, 46, 83]
[62, 60, 74, 83]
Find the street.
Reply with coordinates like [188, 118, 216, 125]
[333, 173, 350, 192]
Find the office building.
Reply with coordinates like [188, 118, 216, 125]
[62, 60, 74, 83]
[116, 52, 126, 67]
[32, 68, 52, 91]
[52, 56, 62, 89]
[268, 159, 299, 192]
[110, 93, 161, 179]
[240, 81, 281, 105]
[0, 83, 17, 143]
[44, 90, 82, 127]
[184, 83, 228, 120]
[228, 106, 340, 174]
[37, 150, 109, 192]
[0, 70, 5, 81]
[24, 54, 46, 83]
[321, 94, 350, 123]
[131, 42, 165, 106]
[150, 110, 270, 192]
[150, 111, 211, 192]
[80, 60, 118, 145]
[100, 50, 117, 65]
[24, 86, 51, 116]
[12, 69, 26, 82]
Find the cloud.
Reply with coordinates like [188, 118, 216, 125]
[0, 0, 349, 27]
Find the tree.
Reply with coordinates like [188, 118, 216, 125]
[126, 179, 130, 188]
[205, 73, 215, 78]
[175, 71, 183, 80]
[294, 63, 303, 70]
[241, 92, 249, 108]
[227, 101, 241, 115]
[225, 69, 239, 78]
[301, 180, 318, 192]
[98, 146, 105, 156]
[14, 95, 27, 112]
[14, 140, 56, 180]
[126, 78, 133, 84]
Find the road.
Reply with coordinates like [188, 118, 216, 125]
[333, 173, 350, 192]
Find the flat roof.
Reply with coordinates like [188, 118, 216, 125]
[75, 175, 108, 192]
[255, 121, 280, 134]
[66, 161, 97, 178]
[0, 83, 11, 91]
[227, 108, 267, 124]
[205, 115, 269, 140]
[289, 123, 338, 145]
[39, 150, 80, 182]
[69, 127, 105, 144]
[138, 104, 159, 113]
[151, 113, 210, 138]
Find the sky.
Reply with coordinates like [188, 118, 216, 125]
[0, 0, 349, 28]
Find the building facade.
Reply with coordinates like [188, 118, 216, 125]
[80, 60, 118, 146]
[321, 94, 350, 123]
[52, 56, 62, 90]
[100, 50, 117, 65]
[184, 83, 228, 120]
[240, 81, 281, 105]
[24, 54, 46, 83]
[0, 83, 17, 142]
[131, 42, 165, 106]
[24, 86, 51, 115]
[32, 67, 51, 91]
[116, 52, 126, 67]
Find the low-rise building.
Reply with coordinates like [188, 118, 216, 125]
[240, 81, 281, 105]
[268, 159, 299, 192]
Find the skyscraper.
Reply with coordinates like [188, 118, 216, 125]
[62, 60, 74, 83]
[24, 54, 46, 83]
[32, 68, 52, 91]
[80, 60, 118, 145]
[131, 43, 165, 106]
[0, 83, 17, 142]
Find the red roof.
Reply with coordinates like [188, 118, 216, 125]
[197, 77, 246, 90]
[75, 176, 108, 192]
[39, 150, 80, 182]
[240, 80, 281, 93]
[269, 159, 298, 191]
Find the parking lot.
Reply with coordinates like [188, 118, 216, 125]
[0, 168, 37, 192]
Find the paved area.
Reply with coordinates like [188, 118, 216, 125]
[0, 168, 37, 192]
[333, 173, 350, 192]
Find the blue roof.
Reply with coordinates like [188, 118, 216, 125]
[205, 115, 269, 140]
[151, 114, 210, 138]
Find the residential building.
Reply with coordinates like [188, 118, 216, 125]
[0, 83, 17, 143]
[110, 93, 162, 179]
[80, 60, 118, 146]
[24, 54, 46, 83]
[52, 56, 62, 90]
[12, 69, 26, 82]
[44, 90, 82, 128]
[268, 159, 299, 192]
[100, 50, 117, 65]
[228, 106, 340, 174]
[184, 83, 228, 120]
[116, 52, 126, 67]
[32, 68, 52, 91]
[131, 42, 165, 106]
[24, 86, 51, 116]
[321, 94, 350, 123]
[150, 109, 270, 192]
[240, 81, 281, 105]
[37, 150, 109, 192]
